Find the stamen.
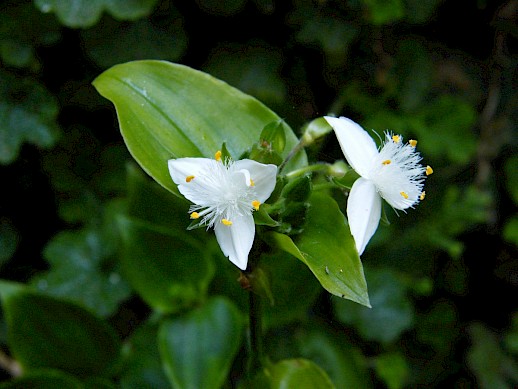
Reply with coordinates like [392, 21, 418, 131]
[215, 150, 222, 161]
[382, 160, 391, 165]
[221, 219, 232, 226]
[392, 135, 401, 143]
[250, 178, 255, 187]
[409, 139, 417, 147]
[190, 212, 200, 219]
[186, 175, 195, 182]
[252, 200, 260, 210]
[420, 191, 426, 200]
[426, 165, 433, 175]
[400, 191, 409, 199]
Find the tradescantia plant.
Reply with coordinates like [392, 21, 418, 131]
[91, 59, 433, 387]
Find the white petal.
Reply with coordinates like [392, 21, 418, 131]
[324, 116, 378, 178]
[346, 177, 382, 255]
[214, 214, 255, 270]
[168, 158, 216, 186]
[233, 159, 277, 202]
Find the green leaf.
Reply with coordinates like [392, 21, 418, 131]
[467, 322, 518, 389]
[0, 2, 61, 69]
[31, 228, 131, 318]
[34, 0, 159, 28]
[92, 60, 306, 195]
[119, 320, 170, 389]
[295, 193, 370, 307]
[158, 297, 244, 389]
[0, 71, 59, 164]
[259, 251, 321, 328]
[361, 0, 405, 25]
[266, 325, 372, 389]
[333, 268, 414, 343]
[81, 15, 187, 69]
[0, 218, 19, 266]
[0, 281, 121, 377]
[267, 358, 336, 389]
[374, 352, 409, 389]
[118, 215, 215, 313]
[202, 42, 287, 109]
[0, 369, 83, 389]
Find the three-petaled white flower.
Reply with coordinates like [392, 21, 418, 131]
[325, 116, 433, 255]
[168, 151, 277, 270]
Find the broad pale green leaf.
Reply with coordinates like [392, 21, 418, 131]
[118, 216, 214, 313]
[0, 281, 121, 377]
[31, 227, 131, 318]
[333, 268, 413, 343]
[158, 297, 244, 389]
[92, 60, 306, 195]
[0, 71, 59, 165]
[34, 0, 159, 28]
[268, 359, 336, 389]
[119, 320, 170, 389]
[268, 193, 369, 306]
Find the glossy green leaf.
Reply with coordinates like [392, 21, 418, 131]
[0, 281, 121, 377]
[271, 192, 369, 307]
[92, 60, 306, 195]
[118, 215, 214, 313]
[0, 369, 83, 389]
[268, 358, 336, 389]
[31, 228, 131, 318]
[35, 0, 159, 28]
[0, 71, 59, 165]
[158, 297, 244, 389]
[333, 268, 413, 343]
[119, 320, 170, 389]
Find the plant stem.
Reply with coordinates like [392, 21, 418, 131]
[248, 289, 264, 375]
[278, 138, 306, 174]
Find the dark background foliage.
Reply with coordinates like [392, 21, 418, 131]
[0, 0, 517, 388]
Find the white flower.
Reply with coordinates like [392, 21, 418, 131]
[168, 151, 278, 270]
[325, 116, 432, 255]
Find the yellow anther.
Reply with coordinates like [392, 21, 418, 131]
[215, 150, 222, 161]
[250, 179, 255, 187]
[409, 139, 417, 147]
[382, 160, 391, 165]
[420, 191, 426, 201]
[426, 165, 433, 176]
[392, 135, 401, 143]
[221, 219, 232, 226]
[252, 200, 261, 210]
[186, 175, 195, 182]
[400, 191, 409, 199]
[190, 212, 200, 219]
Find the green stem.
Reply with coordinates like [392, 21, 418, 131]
[278, 138, 306, 174]
[248, 289, 264, 375]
